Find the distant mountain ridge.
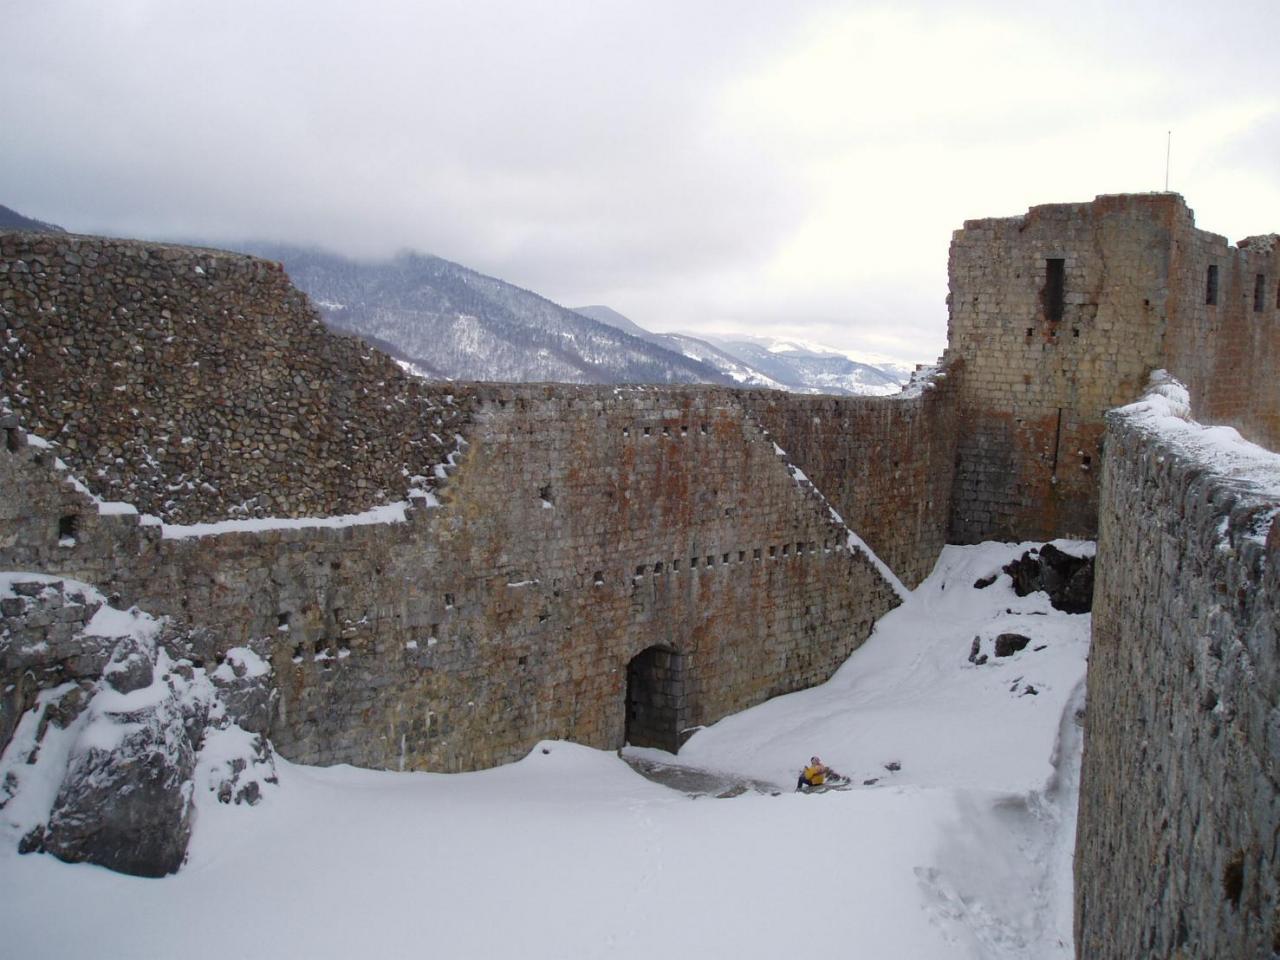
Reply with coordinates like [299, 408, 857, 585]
[0, 204, 66, 233]
[573, 306, 909, 396]
[238, 245, 735, 387]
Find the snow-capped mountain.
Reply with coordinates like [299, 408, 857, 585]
[235, 246, 736, 387]
[702, 334, 911, 397]
[574, 306, 911, 397]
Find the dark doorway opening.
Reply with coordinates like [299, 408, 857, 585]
[625, 646, 689, 754]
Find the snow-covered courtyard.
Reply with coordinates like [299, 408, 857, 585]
[0, 541, 1090, 959]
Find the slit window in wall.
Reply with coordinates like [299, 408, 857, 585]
[4, 428, 18, 452]
[58, 514, 78, 543]
[1256, 274, 1267, 312]
[277, 612, 290, 630]
[444, 593, 455, 609]
[593, 571, 603, 586]
[753, 548, 761, 560]
[1206, 265, 1219, 305]
[635, 564, 645, 577]
[1044, 258, 1065, 324]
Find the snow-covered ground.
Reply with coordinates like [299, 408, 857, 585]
[0, 541, 1090, 960]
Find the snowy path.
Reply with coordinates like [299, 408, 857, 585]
[0, 542, 1090, 960]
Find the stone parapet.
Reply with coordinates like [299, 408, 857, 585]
[1075, 391, 1280, 959]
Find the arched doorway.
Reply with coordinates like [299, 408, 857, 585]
[625, 645, 689, 754]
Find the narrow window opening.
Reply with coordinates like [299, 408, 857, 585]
[1206, 264, 1219, 305]
[781, 544, 790, 556]
[635, 564, 645, 577]
[769, 545, 777, 558]
[1072, 328, 1079, 338]
[653, 562, 663, 574]
[752, 548, 761, 561]
[700, 424, 708, 435]
[689, 557, 698, 568]
[4, 428, 18, 453]
[1025, 328, 1033, 338]
[277, 612, 290, 629]
[622, 427, 630, 437]
[539, 484, 553, 504]
[722, 553, 730, 564]
[706, 555, 714, 567]
[1044, 258, 1065, 324]
[643, 426, 651, 437]
[444, 593, 455, 609]
[593, 571, 603, 585]
[58, 514, 78, 542]
[673, 559, 681, 571]
[332, 607, 344, 624]
[738, 550, 745, 562]
[662, 425, 670, 436]
[680, 425, 688, 435]
[1256, 274, 1267, 312]
[518, 655, 528, 667]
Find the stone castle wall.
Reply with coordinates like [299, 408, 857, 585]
[2, 384, 904, 771]
[1075, 399, 1279, 959]
[1164, 226, 1280, 449]
[946, 194, 1279, 545]
[742, 378, 957, 587]
[0, 229, 965, 774]
[0, 231, 469, 523]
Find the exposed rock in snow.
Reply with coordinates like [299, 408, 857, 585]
[1002, 543, 1095, 615]
[0, 575, 278, 877]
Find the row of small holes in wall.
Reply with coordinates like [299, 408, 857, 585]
[629, 540, 831, 579]
[621, 424, 710, 438]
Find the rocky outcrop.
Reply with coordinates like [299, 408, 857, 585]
[1003, 543, 1094, 614]
[0, 575, 277, 877]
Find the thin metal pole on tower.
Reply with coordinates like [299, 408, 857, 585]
[1165, 130, 1171, 192]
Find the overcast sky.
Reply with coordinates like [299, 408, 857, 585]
[4, 0, 1278, 365]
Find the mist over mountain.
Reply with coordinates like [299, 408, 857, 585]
[239, 245, 735, 387]
[0, 200, 909, 395]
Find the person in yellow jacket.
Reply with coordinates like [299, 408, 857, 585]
[797, 756, 834, 792]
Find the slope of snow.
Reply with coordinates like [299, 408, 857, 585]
[0, 542, 1088, 960]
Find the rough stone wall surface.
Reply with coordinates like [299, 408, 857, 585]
[0, 231, 470, 523]
[945, 194, 1179, 544]
[742, 377, 957, 587]
[2, 384, 903, 772]
[1075, 409, 1280, 960]
[946, 193, 1279, 545]
[1165, 227, 1280, 450]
